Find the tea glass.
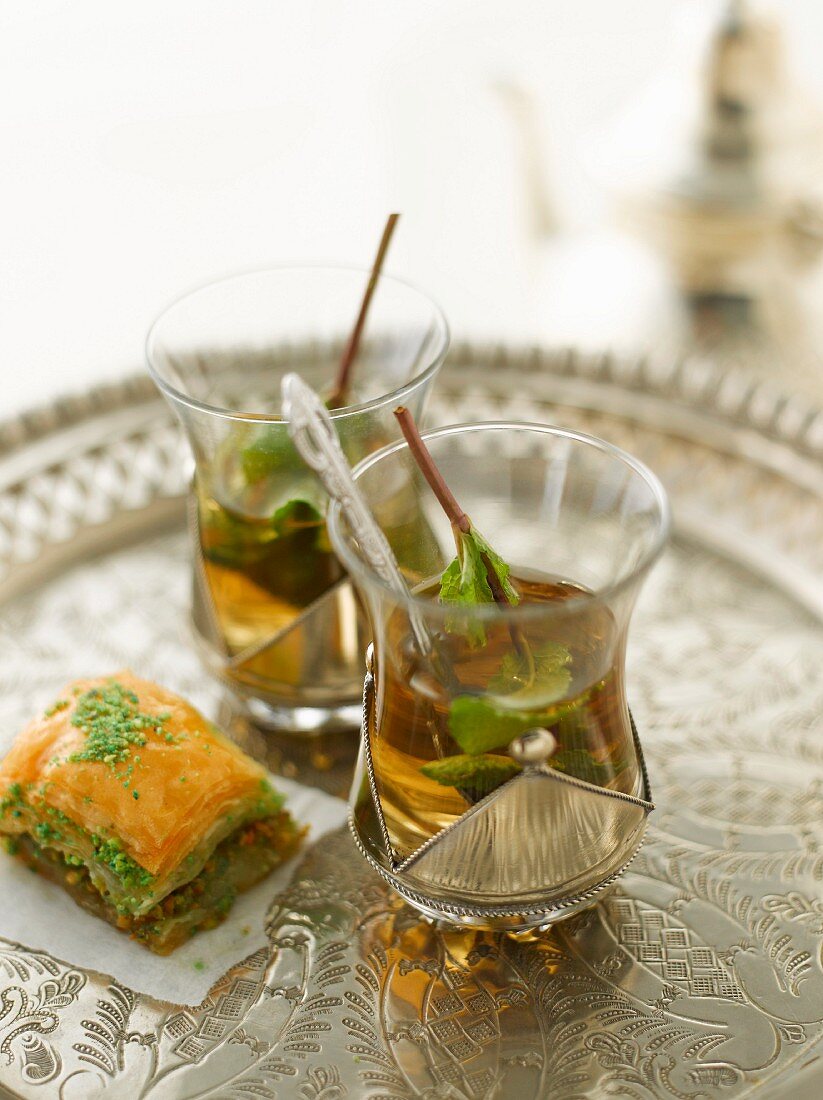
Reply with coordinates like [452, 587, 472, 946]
[328, 422, 670, 929]
[146, 266, 449, 732]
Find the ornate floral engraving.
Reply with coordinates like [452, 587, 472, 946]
[0, 347, 820, 1097]
[0, 969, 83, 1088]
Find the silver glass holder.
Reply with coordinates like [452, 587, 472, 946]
[349, 646, 655, 928]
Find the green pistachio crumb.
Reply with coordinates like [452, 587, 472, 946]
[132, 790, 139, 800]
[33, 821, 61, 843]
[0, 782, 24, 817]
[68, 680, 174, 770]
[93, 836, 153, 888]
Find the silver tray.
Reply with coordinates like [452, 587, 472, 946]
[0, 345, 821, 1100]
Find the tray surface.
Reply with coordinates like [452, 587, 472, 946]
[0, 346, 821, 1099]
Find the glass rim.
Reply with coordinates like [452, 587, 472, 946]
[144, 263, 451, 425]
[327, 420, 672, 620]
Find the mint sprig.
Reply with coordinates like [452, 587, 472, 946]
[439, 528, 520, 647]
[390, 407, 598, 798]
[393, 406, 524, 652]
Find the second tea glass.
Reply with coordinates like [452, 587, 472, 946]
[328, 422, 670, 929]
[146, 266, 449, 732]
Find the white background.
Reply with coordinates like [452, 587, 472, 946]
[3, 0, 823, 415]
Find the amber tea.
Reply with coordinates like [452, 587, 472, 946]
[363, 573, 640, 859]
[194, 421, 369, 705]
[199, 494, 340, 655]
[194, 412, 443, 708]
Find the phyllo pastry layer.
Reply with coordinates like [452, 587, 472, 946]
[0, 672, 305, 953]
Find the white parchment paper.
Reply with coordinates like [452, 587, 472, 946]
[0, 776, 347, 1005]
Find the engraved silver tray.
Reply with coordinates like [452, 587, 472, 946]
[0, 345, 821, 1099]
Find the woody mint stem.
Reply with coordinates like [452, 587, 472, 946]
[393, 406, 528, 659]
[327, 213, 400, 409]
[393, 406, 471, 535]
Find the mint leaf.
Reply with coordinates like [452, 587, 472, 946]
[241, 417, 364, 485]
[448, 695, 547, 755]
[202, 498, 322, 555]
[271, 498, 323, 537]
[489, 642, 572, 708]
[472, 529, 519, 604]
[200, 501, 278, 569]
[421, 753, 520, 799]
[439, 527, 519, 647]
[446, 697, 622, 789]
[439, 533, 484, 604]
[240, 427, 299, 484]
[448, 683, 586, 756]
[440, 538, 488, 647]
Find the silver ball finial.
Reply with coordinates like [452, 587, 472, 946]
[509, 727, 557, 767]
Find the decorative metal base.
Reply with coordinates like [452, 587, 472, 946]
[348, 811, 645, 931]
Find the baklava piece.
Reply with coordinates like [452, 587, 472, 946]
[0, 672, 305, 953]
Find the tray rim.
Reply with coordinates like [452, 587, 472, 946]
[2, 341, 822, 465]
[2, 341, 821, 616]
